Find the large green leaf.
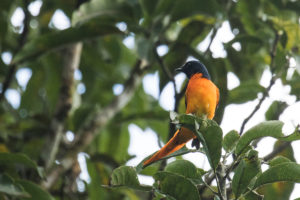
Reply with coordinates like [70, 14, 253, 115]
[265, 101, 288, 121]
[86, 158, 119, 200]
[236, 120, 300, 155]
[257, 142, 295, 200]
[73, 0, 140, 25]
[165, 160, 198, 179]
[0, 152, 37, 168]
[110, 166, 152, 191]
[195, 123, 222, 169]
[223, 130, 240, 152]
[0, 153, 43, 178]
[139, 0, 160, 18]
[232, 151, 261, 198]
[154, 171, 200, 200]
[165, 160, 203, 185]
[18, 180, 55, 200]
[235, 121, 283, 155]
[269, 156, 291, 166]
[254, 162, 300, 189]
[155, 0, 221, 22]
[288, 71, 300, 100]
[12, 20, 122, 64]
[236, 0, 261, 34]
[0, 174, 29, 197]
[171, 113, 223, 169]
[97, 122, 131, 164]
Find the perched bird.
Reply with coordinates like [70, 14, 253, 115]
[143, 60, 219, 166]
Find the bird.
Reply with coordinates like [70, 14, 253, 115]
[143, 60, 219, 166]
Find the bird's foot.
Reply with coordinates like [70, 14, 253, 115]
[191, 138, 200, 150]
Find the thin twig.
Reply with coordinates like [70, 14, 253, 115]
[223, 158, 241, 182]
[239, 33, 280, 135]
[201, 181, 219, 195]
[0, 0, 30, 102]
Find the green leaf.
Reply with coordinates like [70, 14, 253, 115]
[269, 156, 291, 167]
[165, 160, 198, 179]
[254, 162, 300, 189]
[265, 101, 288, 121]
[195, 121, 223, 169]
[288, 71, 300, 100]
[139, 0, 160, 17]
[172, 113, 197, 127]
[0, 174, 29, 197]
[167, 0, 221, 22]
[0, 153, 43, 178]
[280, 129, 300, 142]
[17, 180, 55, 200]
[223, 130, 240, 152]
[110, 166, 152, 191]
[257, 142, 295, 200]
[228, 81, 265, 104]
[12, 20, 122, 64]
[0, 152, 37, 168]
[154, 171, 200, 200]
[73, 0, 138, 25]
[86, 159, 109, 200]
[232, 151, 261, 198]
[236, 0, 261, 34]
[235, 121, 284, 155]
[171, 113, 223, 169]
[98, 123, 130, 163]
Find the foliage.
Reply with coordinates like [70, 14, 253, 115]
[0, 0, 299, 199]
[110, 113, 300, 199]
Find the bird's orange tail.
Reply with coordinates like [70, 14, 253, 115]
[143, 128, 195, 166]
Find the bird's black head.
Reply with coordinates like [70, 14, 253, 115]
[175, 60, 211, 79]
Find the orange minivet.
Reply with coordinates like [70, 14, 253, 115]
[143, 60, 219, 166]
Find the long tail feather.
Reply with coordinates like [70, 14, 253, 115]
[143, 128, 195, 166]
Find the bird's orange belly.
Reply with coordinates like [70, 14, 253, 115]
[185, 77, 218, 119]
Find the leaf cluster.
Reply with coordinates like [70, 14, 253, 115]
[109, 113, 300, 200]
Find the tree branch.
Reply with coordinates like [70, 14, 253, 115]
[42, 59, 149, 189]
[239, 32, 280, 135]
[46, 43, 83, 170]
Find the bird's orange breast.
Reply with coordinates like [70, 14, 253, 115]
[185, 73, 219, 119]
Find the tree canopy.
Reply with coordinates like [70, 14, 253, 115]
[0, 0, 300, 199]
